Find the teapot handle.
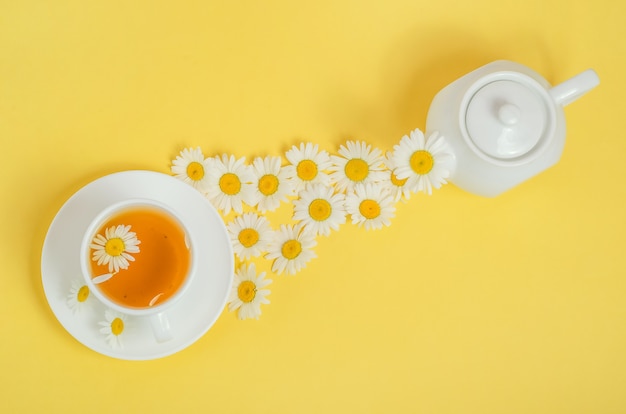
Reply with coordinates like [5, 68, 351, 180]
[549, 69, 600, 107]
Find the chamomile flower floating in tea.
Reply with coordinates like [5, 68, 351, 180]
[345, 183, 395, 230]
[99, 309, 127, 349]
[205, 154, 256, 215]
[284, 142, 332, 193]
[171, 147, 213, 192]
[329, 140, 386, 193]
[227, 212, 274, 260]
[384, 151, 412, 203]
[293, 183, 346, 237]
[250, 156, 295, 213]
[90, 224, 141, 273]
[228, 263, 272, 320]
[266, 223, 317, 275]
[389, 129, 455, 195]
[66, 280, 90, 314]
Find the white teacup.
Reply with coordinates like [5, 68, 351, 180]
[80, 198, 197, 343]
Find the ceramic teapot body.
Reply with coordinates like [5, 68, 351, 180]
[425, 60, 599, 197]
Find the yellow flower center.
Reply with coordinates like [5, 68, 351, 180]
[186, 161, 205, 181]
[359, 199, 381, 219]
[410, 150, 434, 175]
[238, 228, 260, 248]
[258, 174, 279, 196]
[344, 158, 369, 182]
[390, 171, 408, 187]
[237, 280, 256, 303]
[111, 317, 124, 336]
[104, 238, 125, 257]
[309, 199, 331, 222]
[77, 285, 90, 302]
[297, 159, 318, 181]
[219, 173, 242, 195]
[281, 239, 302, 260]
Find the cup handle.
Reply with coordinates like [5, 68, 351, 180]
[549, 69, 600, 107]
[149, 312, 173, 343]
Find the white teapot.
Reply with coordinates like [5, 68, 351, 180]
[425, 60, 599, 197]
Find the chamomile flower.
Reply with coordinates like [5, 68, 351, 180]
[205, 154, 256, 215]
[390, 129, 455, 195]
[227, 212, 274, 260]
[171, 147, 213, 192]
[284, 142, 332, 193]
[384, 151, 412, 202]
[66, 279, 90, 314]
[228, 263, 272, 320]
[293, 183, 346, 236]
[345, 183, 396, 230]
[328, 140, 386, 193]
[250, 156, 295, 213]
[98, 309, 127, 349]
[265, 223, 317, 275]
[90, 225, 141, 273]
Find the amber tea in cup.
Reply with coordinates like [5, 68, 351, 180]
[93, 209, 190, 309]
[82, 199, 195, 308]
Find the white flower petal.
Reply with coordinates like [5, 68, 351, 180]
[92, 272, 116, 284]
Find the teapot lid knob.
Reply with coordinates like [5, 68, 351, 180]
[497, 103, 521, 125]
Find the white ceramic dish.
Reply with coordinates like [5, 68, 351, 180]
[41, 171, 233, 360]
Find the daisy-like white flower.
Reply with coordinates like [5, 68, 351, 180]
[90, 225, 141, 273]
[384, 151, 412, 203]
[284, 142, 332, 193]
[228, 263, 272, 320]
[390, 129, 455, 195]
[170, 147, 214, 192]
[293, 183, 346, 236]
[345, 183, 396, 230]
[250, 156, 295, 213]
[66, 279, 90, 314]
[265, 223, 317, 275]
[227, 212, 274, 260]
[205, 154, 256, 215]
[328, 140, 387, 193]
[98, 309, 127, 349]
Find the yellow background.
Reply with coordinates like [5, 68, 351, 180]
[1, 1, 625, 413]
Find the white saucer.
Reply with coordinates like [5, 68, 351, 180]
[41, 171, 233, 360]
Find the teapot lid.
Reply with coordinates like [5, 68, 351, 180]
[463, 75, 554, 164]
